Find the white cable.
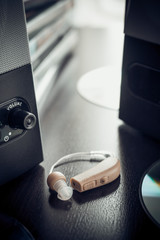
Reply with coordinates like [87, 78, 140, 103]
[49, 151, 113, 174]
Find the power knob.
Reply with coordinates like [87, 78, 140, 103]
[8, 108, 37, 130]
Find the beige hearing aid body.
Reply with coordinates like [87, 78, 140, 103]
[70, 156, 120, 192]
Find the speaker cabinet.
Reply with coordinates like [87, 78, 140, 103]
[119, 0, 160, 140]
[0, 0, 43, 184]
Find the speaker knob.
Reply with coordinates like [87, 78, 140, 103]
[9, 108, 36, 130]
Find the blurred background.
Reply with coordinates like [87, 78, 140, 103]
[24, 0, 125, 116]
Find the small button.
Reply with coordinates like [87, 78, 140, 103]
[100, 176, 109, 184]
[4, 136, 9, 142]
[83, 181, 96, 191]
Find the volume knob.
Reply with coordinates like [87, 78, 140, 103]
[9, 108, 36, 130]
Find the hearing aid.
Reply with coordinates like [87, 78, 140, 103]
[47, 151, 120, 201]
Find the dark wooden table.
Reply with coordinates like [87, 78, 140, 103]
[0, 28, 160, 239]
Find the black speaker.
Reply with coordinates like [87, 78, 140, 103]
[0, 0, 43, 185]
[119, 0, 160, 140]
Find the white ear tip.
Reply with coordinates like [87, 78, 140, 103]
[57, 186, 73, 201]
[53, 179, 73, 201]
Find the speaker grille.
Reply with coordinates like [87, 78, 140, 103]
[0, 0, 30, 75]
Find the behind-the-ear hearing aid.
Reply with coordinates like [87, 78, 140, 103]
[47, 151, 120, 201]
